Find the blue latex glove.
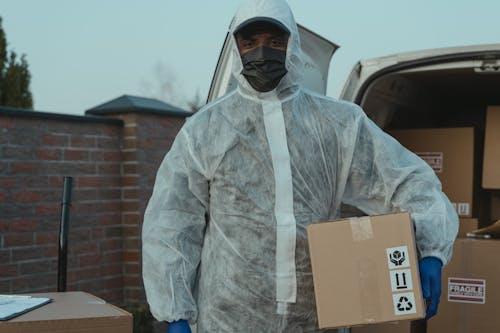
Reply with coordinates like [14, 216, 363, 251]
[419, 256, 443, 320]
[167, 319, 191, 333]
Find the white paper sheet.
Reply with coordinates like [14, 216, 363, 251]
[0, 295, 52, 321]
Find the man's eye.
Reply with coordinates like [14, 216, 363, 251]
[271, 39, 284, 47]
[241, 40, 254, 48]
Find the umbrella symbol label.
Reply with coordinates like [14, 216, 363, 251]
[386, 246, 410, 269]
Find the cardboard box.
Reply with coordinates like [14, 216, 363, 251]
[427, 238, 500, 333]
[307, 212, 424, 329]
[458, 218, 478, 238]
[467, 219, 500, 238]
[490, 192, 500, 222]
[483, 106, 500, 189]
[0, 292, 132, 333]
[389, 128, 474, 217]
[351, 320, 426, 333]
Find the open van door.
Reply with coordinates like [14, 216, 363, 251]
[207, 24, 339, 102]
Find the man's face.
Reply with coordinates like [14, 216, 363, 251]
[235, 25, 289, 55]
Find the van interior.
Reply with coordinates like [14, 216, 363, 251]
[360, 64, 500, 227]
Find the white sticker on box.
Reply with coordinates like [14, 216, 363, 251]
[386, 246, 410, 269]
[448, 277, 486, 304]
[389, 269, 413, 292]
[457, 203, 470, 216]
[416, 152, 443, 173]
[392, 292, 417, 315]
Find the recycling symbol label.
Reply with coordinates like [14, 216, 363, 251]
[386, 246, 410, 269]
[397, 296, 413, 311]
[392, 292, 417, 315]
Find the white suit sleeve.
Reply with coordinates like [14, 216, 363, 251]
[342, 108, 458, 265]
[142, 129, 209, 322]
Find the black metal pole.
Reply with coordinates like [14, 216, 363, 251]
[57, 176, 73, 292]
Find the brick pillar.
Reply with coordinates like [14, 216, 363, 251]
[124, 113, 185, 304]
[88, 108, 188, 305]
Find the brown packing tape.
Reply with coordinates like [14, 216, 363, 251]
[350, 216, 381, 323]
[349, 216, 374, 242]
[357, 258, 382, 324]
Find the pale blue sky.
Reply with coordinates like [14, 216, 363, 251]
[1, 0, 499, 115]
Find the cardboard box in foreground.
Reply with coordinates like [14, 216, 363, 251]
[428, 238, 500, 333]
[0, 291, 132, 333]
[307, 212, 424, 329]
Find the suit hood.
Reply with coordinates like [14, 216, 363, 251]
[229, 0, 304, 98]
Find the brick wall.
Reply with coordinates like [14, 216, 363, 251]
[0, 106, 187, 307]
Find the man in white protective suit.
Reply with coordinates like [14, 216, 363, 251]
[142, 0, 458, 332]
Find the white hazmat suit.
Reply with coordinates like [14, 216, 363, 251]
[142, 0, 459, 332]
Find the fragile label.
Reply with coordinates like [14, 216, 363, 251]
[389, 269, 413, 292]
[416, 152, 443, 173]
[448, 278, 486, 304]
[392, 292, 417, 315]
[386, 246, 410, 269]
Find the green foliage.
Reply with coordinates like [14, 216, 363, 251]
[0, 17, 33, 108]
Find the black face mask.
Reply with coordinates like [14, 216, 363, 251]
[240, 46, 287, 92]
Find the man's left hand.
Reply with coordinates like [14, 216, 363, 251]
[419, 256, 443, 320]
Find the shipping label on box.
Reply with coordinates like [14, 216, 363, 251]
[416, 152, 443, 173]
[307, 212, 424, 329]
[448, 277, 486, 304]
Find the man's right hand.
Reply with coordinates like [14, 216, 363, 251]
[168, 320, 191, 333]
